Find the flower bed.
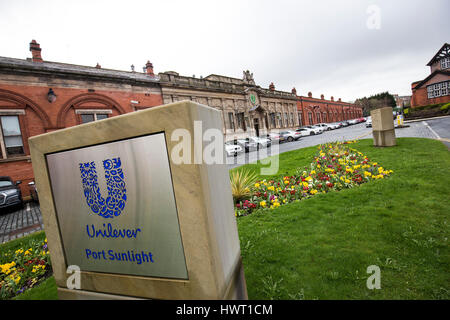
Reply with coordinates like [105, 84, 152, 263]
[235, 141, 393, 216]
[0, 237, 51, 299]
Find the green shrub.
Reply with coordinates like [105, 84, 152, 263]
[440, 103, 450, 111]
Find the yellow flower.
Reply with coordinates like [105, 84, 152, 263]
[254, 183, 260, 188]
[364, 171, 372, 177]
[310, 170, 316, 175]
[345, 179, 351, 183]
[305, 176, 312, 181]
[14, 276, 21, 285]
[284, 180, 290, 185]
[317, 164, 321, 168]
[282, 199, 287, 203]
[268, 186, 275, 191]
[310, 189, 318, 195]
[260, 200, 266, 208]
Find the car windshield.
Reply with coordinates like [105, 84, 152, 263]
[0, 180, 13, 187]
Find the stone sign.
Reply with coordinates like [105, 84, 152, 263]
[29, 101, 247, 299]
[371, 107, 396, 147]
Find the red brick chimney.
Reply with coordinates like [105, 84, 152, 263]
[308, 92, 312, 98]
[29, 40, 43, 62]
[269, 82, 275, 91]
[291, 87, 297, 95]
[95, 63, 101, 69]
[145, 61, 154, 76]
[331, 96, 334, 101]
[321, 94, 324, 99]
[338, 98, 342, 102]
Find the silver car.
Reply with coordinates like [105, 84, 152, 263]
[280, 130, 301, 142]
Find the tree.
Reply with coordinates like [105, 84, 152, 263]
[355, 92, 396, 116]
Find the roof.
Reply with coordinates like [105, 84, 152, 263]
[426, 43, 450, 66]
[412, 69, 450, 89]
[0, 56, 160, 83]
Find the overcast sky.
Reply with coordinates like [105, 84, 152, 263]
[0, 0, 448, 102]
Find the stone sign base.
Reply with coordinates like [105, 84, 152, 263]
[372, 129, 396, 147]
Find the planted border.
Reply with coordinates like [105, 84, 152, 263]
[235, 141, 393, 216]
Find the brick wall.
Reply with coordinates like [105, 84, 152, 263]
[0, 81, 163, 198]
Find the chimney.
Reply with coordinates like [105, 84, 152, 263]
[321, 94, 324, 99]
[29, 40, 43, 62]
[291, 87, 297, 95]
[331, 96, 334, 101]
[145, 61, 154, 76]
[269, 82, 275, 91]
[308, 92, 312, 98]
[95, 63, 101, 69]
[338, 98, 341, 102]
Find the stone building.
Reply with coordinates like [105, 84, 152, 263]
[411, 43, 450, 107]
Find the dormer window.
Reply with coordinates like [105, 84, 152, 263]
[441, 57, 450, 70]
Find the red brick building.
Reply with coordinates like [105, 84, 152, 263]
[296, 92, 361, 126]
[0, 41, 162, 198]
[411, 43, 450, 107]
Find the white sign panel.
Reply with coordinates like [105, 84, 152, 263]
[46, 132, 188, 279]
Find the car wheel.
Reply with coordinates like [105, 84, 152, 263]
[287, 136, 294, 142]
[310, 132, 314, 136]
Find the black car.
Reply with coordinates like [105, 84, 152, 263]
[0, 176, 23, 210]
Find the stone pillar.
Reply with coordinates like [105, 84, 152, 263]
[371, 107, 396, 147]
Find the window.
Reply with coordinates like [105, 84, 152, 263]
[316, 113, 321, 123]
[76, 109, 111, 124]
[236, 113, 245, 130]
[277, 112, 282, 127]
[290, 113, 294, 126]
[441, 57, 450, 70]
[308, 112, 313, 124]
[284, 113, 288, 127]
[270, 113, 276, 128]
[298, 112, 302, 126]
[227, 112, 235, 130]
[0, 115, 24, 158]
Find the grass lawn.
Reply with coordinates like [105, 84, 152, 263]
[2, 137, 449, 300]
[236, 138, 450, 299]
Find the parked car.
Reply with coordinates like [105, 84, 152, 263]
[265, 132, 284, 144]
[225, 141, 243, 157]
[28, 181, 39, 203]
[347, 119, 359, 125]
[0, 176, 23, 210]
[340, 121, 350, 127]
[305, 125, 323, 134]
[316, 123, 333, 131]
[280, 130, 301, 142]
[366, 116, 372, 128]
[252, 136, 271, 148]
[329, 122, 341, 129]
[236, 136, 270, 153]
[295, 127, 315, 136]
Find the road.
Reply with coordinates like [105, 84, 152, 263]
[227, 116, 450, 169]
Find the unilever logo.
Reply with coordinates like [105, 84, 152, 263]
[79, 158, 127, 219]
